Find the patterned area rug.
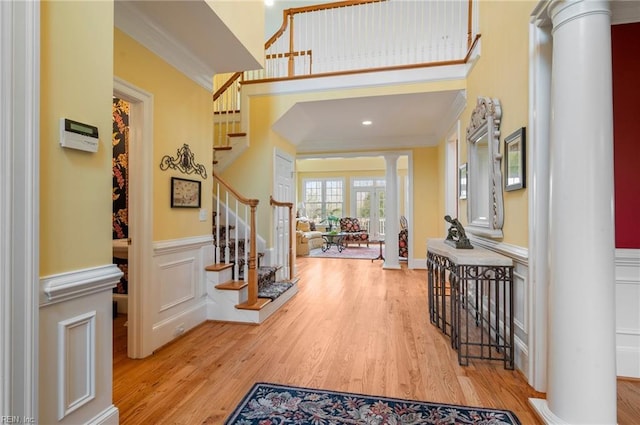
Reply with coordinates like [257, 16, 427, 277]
[225, 382, 522, 424]
[308, 244, 384, 260]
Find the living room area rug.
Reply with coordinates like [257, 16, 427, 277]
[224, 382, 522, 424]
[308, 244, 384, 260]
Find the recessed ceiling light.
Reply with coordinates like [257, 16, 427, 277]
[265, 0, 274, 6]
[362, 120, 372, 126]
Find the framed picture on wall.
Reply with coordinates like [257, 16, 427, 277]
[171, 177, 201, 208]
[504, 127, 526, 191]
[459, 163, 468, 200]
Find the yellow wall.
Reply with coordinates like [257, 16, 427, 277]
[40, 0, 114, 275]
[219, 95, 297, 245]
[114, 29, 214, 241]
[460, 0, 535, 247]
[412, 147, 443, 259]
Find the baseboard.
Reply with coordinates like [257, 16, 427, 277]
[87, 405, 119, 425]
[151, 301, 208, 350]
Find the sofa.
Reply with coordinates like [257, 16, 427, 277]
[339, 217, 369, 247]
[296, 218, 324, 256]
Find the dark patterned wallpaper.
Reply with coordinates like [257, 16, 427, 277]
[113, 97, 129, 239]
[113, 97, 129, 294]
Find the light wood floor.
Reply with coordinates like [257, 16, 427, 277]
[113, 257, 640, 424]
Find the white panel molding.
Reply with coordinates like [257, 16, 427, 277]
[153, 235, 213, 256]
[1, 0, 40, 418]
[615, 248, 640, 378]
[157, 257, 196, 312]
[114, 1, 213, 91]
[149, 236, 212, 352]
[513, 268, 528, 332]
[40, 265, 122, 307]
[57, 311, 96, 420]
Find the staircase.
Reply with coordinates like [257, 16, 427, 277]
[205, 177, 298, 324]
[205, 263, 298, 324]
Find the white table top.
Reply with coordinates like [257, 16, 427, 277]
[427, 238, 513, 266]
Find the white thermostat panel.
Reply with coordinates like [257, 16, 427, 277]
[59, 118, 99, 152]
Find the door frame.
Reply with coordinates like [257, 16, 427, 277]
[113, 77, 155, 358]
[273, 148, 294, 276]
[1, 0, 40, 417]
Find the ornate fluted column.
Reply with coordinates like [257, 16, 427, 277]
[530, 1, 617, 423]
[383, 154, 400, 269]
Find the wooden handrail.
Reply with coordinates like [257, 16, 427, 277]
[265, 0, 385, 50]
[213, 171, 259, 207]
[213, 71, 242, 102]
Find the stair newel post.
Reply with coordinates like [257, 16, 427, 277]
[243, 203, 248, 283]
[247, 199, 259, 306]
[215, 183, 221, 263]
[288, 204, 294, 281]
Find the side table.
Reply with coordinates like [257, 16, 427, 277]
[371, 239, 384, 262]
[427, 238, 515, 369]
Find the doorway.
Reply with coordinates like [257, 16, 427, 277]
[274, 149, 294, 278]
[353, 179, 386, 239]
[113, 77, 154, 359]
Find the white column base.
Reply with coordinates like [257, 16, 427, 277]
[382, 261, 401, 270]
[529, 398, 568, 425]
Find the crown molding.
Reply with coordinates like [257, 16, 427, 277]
[114, 1, 213, 91]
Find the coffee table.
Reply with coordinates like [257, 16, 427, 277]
[321, 232, 347, 252]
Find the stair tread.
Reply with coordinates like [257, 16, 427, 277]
[205, 263, 233, 272]
[215, 280, 248, 290]
[227, 132, 246, 137]
[214, 146, 233, 151]
[236, 298, 272, 310]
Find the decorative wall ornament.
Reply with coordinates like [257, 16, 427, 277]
[159, 143, 208, 179]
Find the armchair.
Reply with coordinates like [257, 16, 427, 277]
[399, 216, 408, 258]
[339, 217, 369, 247]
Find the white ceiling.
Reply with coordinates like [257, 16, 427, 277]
[272, 89, 466, 154]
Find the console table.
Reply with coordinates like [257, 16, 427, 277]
[427, 239, 515, 369]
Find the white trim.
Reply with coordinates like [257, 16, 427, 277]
[40, 265, 122, 307]
[615, 248, 640, 378]
[57, 311, 96, 420]
[0, 0, 40, 418]
[242, 64, 469, 97]
[153, 235, 213, 256]
[528, 5, 553, 393]
[529, 398, 568, 425]
[87, 405, 119, 425]
[113, 77, 154, 358]
[468, 236, 529, 263]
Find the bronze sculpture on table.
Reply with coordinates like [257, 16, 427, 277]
[444, 215, 473, 249]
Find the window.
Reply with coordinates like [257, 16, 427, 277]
[301, 178, 344, 222]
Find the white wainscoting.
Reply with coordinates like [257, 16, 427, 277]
[39, 264, 121, 425]
[615, 248, 640, 378]
[150, 235, 214, 351]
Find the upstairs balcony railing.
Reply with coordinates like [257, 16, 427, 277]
[213, 0, 479, 148]
[249, 0, 478, 81]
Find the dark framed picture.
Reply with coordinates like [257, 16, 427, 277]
[459, 163, 468, 200]
[504, 127, 526, 191]
[171, 177, 201, 208]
